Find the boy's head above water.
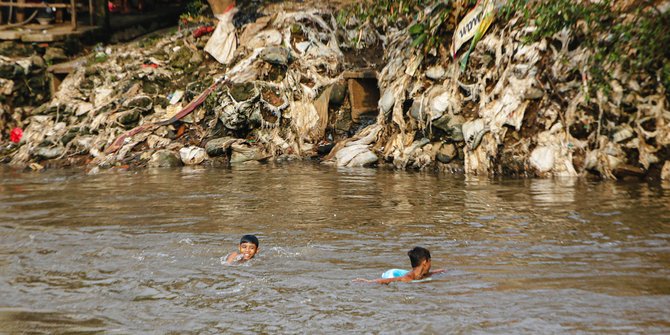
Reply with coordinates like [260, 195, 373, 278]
[238, 234, 259, 261]
[408, 246, 431, 275]
[352, 246, 444, 284]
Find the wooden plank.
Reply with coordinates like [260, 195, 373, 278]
[0, 30, 24, 40]
[70, 0, 77, 30]
[0, 2, 71, 9]
[89, 0, 94, 26]
[343, 69, 377, 79]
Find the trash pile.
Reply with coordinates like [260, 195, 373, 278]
[1, 0, 669, 180]
[0, 53, 50, 140]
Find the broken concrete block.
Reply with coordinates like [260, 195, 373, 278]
[344, 70, 379, 122]
[436, 143, 457, 163]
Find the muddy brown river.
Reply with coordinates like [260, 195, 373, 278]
[1, 164, 669, 334]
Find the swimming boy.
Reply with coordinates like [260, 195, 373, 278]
[225, 235, 259, 264]
[353, 246, 445, 284]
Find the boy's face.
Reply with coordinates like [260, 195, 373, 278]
[420, 259, 431, 276]
[238, 242, 258, 260]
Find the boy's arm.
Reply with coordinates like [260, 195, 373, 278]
[225, 252, 239, 264]
[429, 269, 446, 276]
[353, 276, 412, 284]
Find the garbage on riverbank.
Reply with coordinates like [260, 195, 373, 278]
[1, 0, 668, 180]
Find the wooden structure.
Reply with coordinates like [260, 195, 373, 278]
[0, 1, 184, 42]
[0, 1, 94, 28]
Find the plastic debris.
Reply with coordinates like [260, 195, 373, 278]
[204, 0, 238, 65]
[0, 0, 667, 180]
[179, 146, 208, 165]
[10, 127, 22, 143]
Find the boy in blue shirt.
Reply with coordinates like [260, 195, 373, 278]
[354, 247, 445, 284]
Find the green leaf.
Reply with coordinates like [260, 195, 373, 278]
[409, 23, 425, 36]
[411, 33, 427, 48]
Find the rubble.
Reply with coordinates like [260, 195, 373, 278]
[0, 0, 668, 180]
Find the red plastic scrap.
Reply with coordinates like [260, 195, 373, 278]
[10, 127, 23, 143]
[141, 62, 159, 69]
[193, 26, 215, 38]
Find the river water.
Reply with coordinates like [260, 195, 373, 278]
[1, 164, 669, 334]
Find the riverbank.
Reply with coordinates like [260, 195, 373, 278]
[1, 0, 668, 180]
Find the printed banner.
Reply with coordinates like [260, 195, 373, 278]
[451, 0, 485, 58]
[451, 0, 498, 58]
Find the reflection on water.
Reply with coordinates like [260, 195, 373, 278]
[1, 164, 669, 333]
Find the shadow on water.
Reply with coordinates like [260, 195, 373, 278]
[1, 164, 669, 333]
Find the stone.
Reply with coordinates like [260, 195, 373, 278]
[123, 95, 153, 113]
[117, 109, 140, 126]
[205, 137, 238, 156]
[431, 114, 449, 129]
[448, 116, 466, 142]
[436, 143, 457, 163]
[329, 81, 347, 105]
[260, 46, 290, 66]
[530, 146, 555, 173]
[149, 150, 183, 167]
[179, 146, 208, 165]
[33, 145, 65, 160]
[425, 65, 446, 81]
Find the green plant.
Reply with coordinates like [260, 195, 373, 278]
[185, 0, 206, 16]
[502, 0, 670, 96]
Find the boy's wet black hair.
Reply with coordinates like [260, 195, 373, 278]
[240, 234, 259, 247]
[408, 247, 431, 268]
